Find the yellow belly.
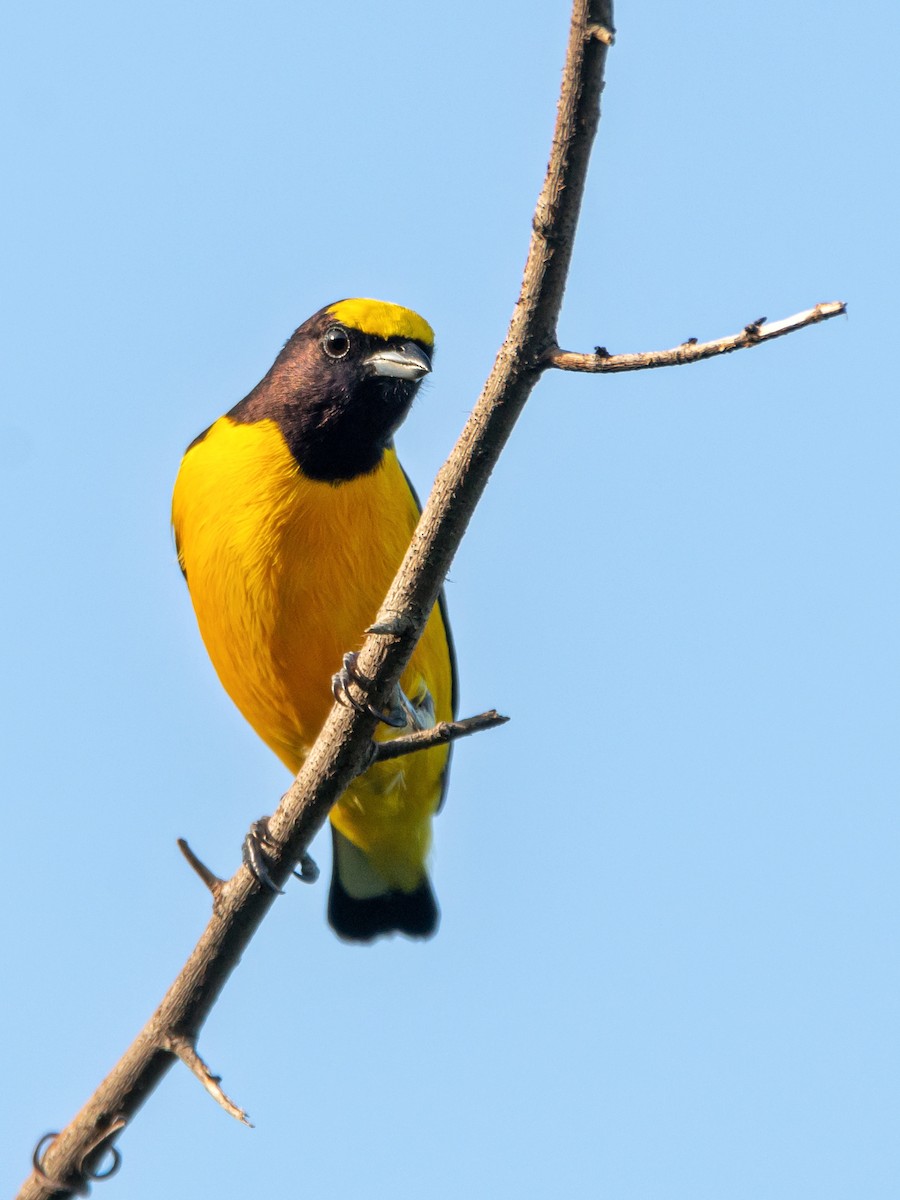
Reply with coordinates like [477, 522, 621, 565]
[172, 415, 453, 888]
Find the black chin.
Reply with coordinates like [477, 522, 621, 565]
[285, 376, 418, 483]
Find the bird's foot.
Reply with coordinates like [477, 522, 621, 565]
[242, 818, 319, 893]
[395, 682, 436, 733]
[331, 651, 407, 728]
[294, 851, 320, 885]
[242, 818, 283, 893]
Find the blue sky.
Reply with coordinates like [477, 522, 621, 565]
[2, 2, 897, 1197]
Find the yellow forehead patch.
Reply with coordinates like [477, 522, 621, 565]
[327, 298, 434, 347]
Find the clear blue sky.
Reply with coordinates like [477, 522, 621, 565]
[3, 2, 897, 1197]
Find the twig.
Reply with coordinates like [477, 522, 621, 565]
[177, 838, 225, 900]
[163, 1035, 252, 1127]
[372, 710, 509, 763]
[545, 301, 846, 373]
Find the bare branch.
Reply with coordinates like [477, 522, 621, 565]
[163, 1034, 252, 1127]
[372, 710, 509, 763]
[545, 301, 847, 373]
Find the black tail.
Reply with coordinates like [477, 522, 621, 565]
[328, 827, 439, 942]
[328, 875, 439, 942]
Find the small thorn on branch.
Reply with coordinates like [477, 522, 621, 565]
[177, 838, 225, 900]
[372, 709, 509, 764]
[365, 609, 418, 637]
[165, 1033, 253, 1127]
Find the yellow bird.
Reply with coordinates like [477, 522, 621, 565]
[172, 299, 455, 940]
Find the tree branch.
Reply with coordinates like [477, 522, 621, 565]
[162, 1035, 252, 1127]
[17, 2, 842, 1194]
[371, 710, 509, 763]
[545, 301, 846, 373]
[18, 5, 616, 1194]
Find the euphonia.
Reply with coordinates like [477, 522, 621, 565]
[172, 299, 455, 941]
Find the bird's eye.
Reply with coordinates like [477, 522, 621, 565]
[322, 326, 351, 359]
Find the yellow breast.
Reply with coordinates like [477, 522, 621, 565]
[172, 415, 453, 887]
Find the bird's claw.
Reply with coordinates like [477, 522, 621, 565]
[331, 651, 407, 728]
[360, 739, 379, 770]
[243, 818, 284, 893]
[292, 852, 320, 885]
[243, 818, 319, 892]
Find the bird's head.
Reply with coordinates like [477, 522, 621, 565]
[231, 298, 434, 483]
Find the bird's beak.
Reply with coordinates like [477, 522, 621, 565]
[364, 342, 432, 381]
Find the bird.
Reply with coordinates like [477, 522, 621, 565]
[172, 298, 456, 941]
